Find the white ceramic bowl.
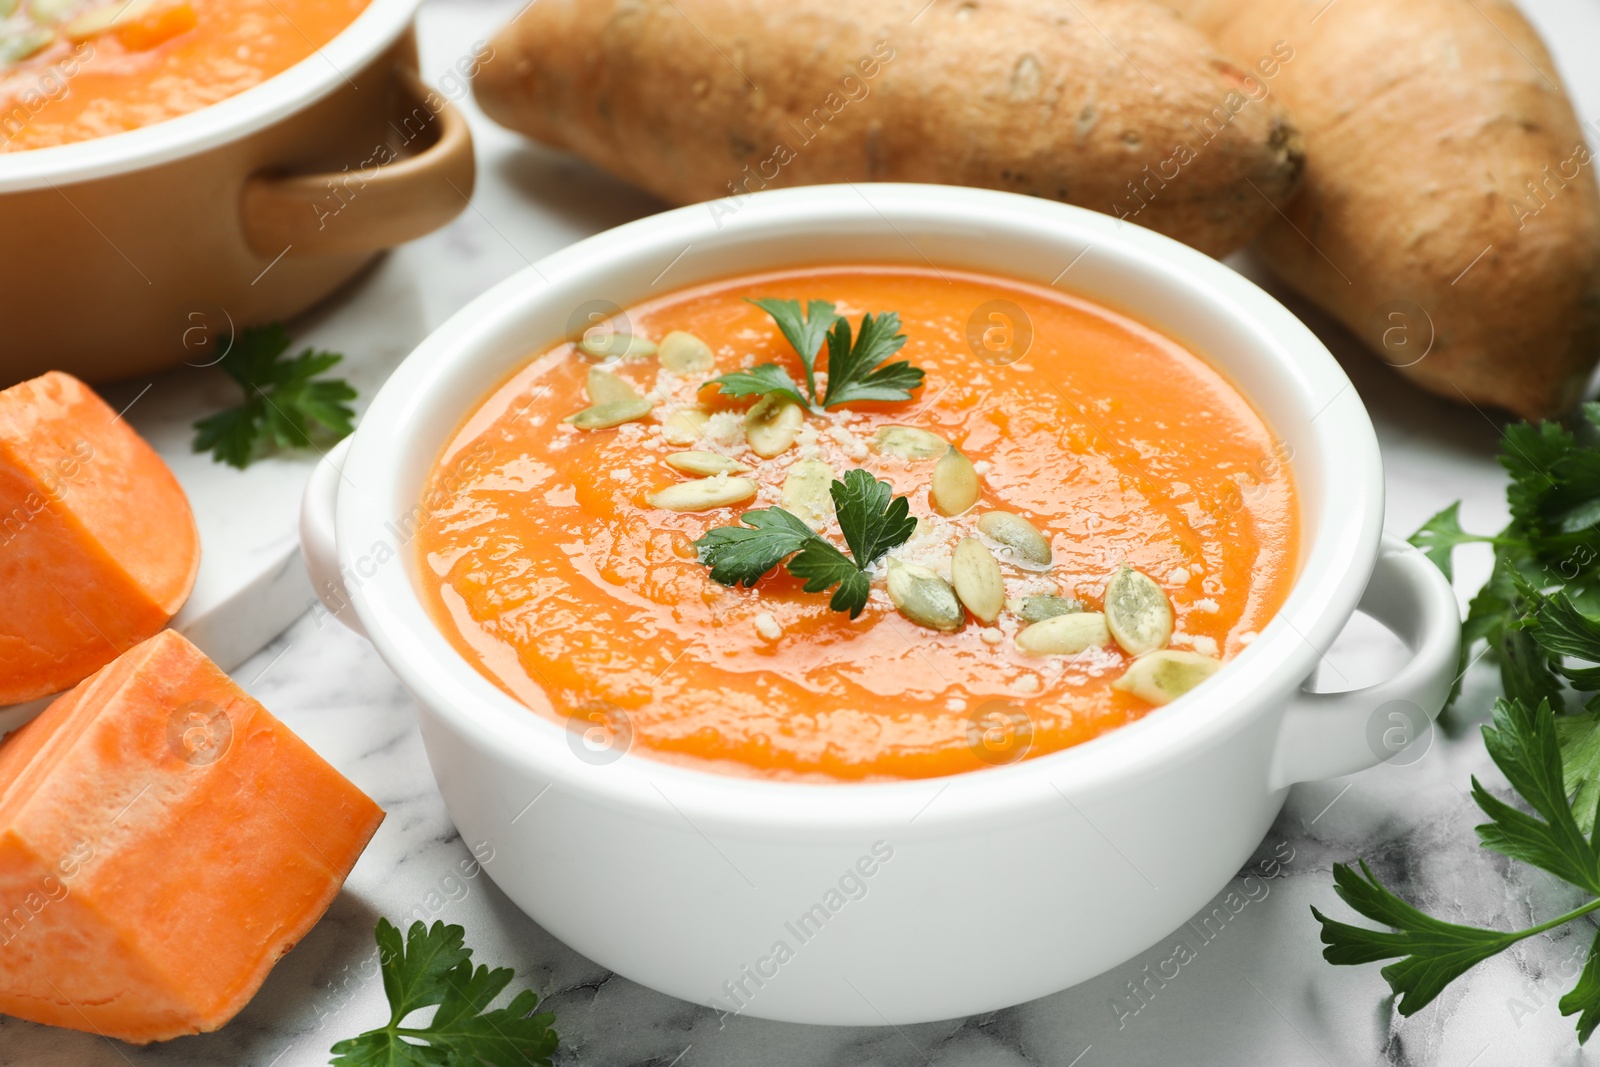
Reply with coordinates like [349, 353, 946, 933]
[301, 184, 1460, 1026]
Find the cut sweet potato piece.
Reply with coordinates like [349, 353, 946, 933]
[0, 630, 384, 1043]
[0, 372, 200, 705]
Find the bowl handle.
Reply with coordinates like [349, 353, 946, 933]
[240, 65, 475, 259]
[299, 437, 367, 637]
[1268, 533, 1461, 790]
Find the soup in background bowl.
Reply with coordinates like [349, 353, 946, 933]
[414, 265, 1299, 780]
[1, 0, 370, 151]
[0, 0, 473, 389]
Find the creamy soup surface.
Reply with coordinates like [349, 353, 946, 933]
[1, 0, 369, 151]
[414, 266, 1298, 781]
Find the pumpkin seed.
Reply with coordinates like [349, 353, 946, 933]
[0, 26, 53, 63]
[951, 537, 1003, 623]
[977, 511, 1052, 567]
[660, 407, 708, 446]
[648, 476, 759, 512]
[1013, 595, 1082, 623]
[872, 425, 947, 461]
[1016, 612, 1110, 656]
[781, 459, 836, 529]
[62, 7, 114, 39]
[61, 0, 142, 38]
[565, 397, 652, 430]
[658, 330, 715, 374]
[666, 451, 750, 477]
[1104, 566, 1173, 656]
[585, 367, 640, 406]
[746, 396, 803, 458]
[578, 331, 656, 362]
[886, 559, 963, 632]
[1112, 649, 1221, 705]
[931, 447, 980, 516]
[26, 0, 74, 22]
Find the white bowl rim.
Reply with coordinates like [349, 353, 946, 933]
[338, 183, 1382, 833]
[0, 0, 421, 194]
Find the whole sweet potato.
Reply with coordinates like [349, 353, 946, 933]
[474, 0, 1305, 257]
[1168, 0, 1600, 418]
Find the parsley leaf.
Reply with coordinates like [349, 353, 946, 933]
[749, 297, 836, 400]
[832, 468, 918, 569]
[1315, 699, 1600, 1025]
[1327, 408, 1600, 1043]
[691, 468, 916, 618]
[819, 310, 923, 408]
[694, 507, 817, 587]
[1407, 404, 1600, 710]
[1514, 581, 1600, 832]
[1522, 578, 1600, 688]
[1563, 929, 1600, 1042]
[1559, 714, 1600, 837]
[787, 537, 873, 616]
[1499, 612, 1567, 714]
[330, 918, 557, 1067]
[697, 363, 809, 410]
[192, 323, 357, 469]
[1471, 698, 1600, 893]
[1409, 502, 1492, 583]
[1503, 410, 1600, 541]
[1313, 859, 1523, 1016]
[707, 299, 924, 412]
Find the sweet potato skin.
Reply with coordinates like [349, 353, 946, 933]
[474, 0, 1306, 257]
[1166, 0, 1600, 418]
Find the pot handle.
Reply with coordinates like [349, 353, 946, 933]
[240, 65, 475, 259]
[299, 437, 367, 637]
[1268, 533, 1460, 790]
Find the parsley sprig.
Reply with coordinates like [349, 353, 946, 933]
[1316, 698, 1600, 1037]
[330, 918, 557, 1066]
[693, 468, 916, 617]
[1315, 405, 1600, 1041]
[192, 324, 357, 469]
[707, 298, 925, 413]
[1411, 404, 1600, 797]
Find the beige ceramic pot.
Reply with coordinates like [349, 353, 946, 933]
[0, 0, 473, 387]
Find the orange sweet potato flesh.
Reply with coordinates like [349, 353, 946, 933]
[0, 372, 200, 705]
[0, 630, 384, 1043]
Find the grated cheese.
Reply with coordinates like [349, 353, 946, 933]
[705, 412, 745, 448]
[1172, 632, 1220, 657]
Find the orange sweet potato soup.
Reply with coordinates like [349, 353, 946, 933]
[0, 0, 369, 151]
[414, 266, 1299, 782]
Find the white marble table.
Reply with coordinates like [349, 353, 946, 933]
[5, 0, 1600, 1062]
